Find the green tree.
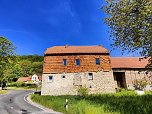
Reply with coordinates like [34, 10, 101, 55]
[0, 36, 15, 81]
[31, 62, 43, 75]
[19, 60, 32, 76]
[104, 0, 152, 66]
[13, 64, 23, 79]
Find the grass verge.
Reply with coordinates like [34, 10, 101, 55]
[6, 86, 41, 90]
[31, 90, 152, 114]
[0, 90, 8, 94]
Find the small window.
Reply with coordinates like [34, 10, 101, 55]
[63, 59, 67, 66]
[96, 58, 100, 65]
[108, 60, 111, 64]
[48, 76, 53, 82]
[76, 59, 80, 66]
[88, 73, 93, 80]
[62, 75, 66, 79]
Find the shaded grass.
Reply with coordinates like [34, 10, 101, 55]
[31, 90, 152, 114]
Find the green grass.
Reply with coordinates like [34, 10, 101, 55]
[31, 90, 152, 114]
[7, 87, 38, 90]
[0, 90, 8, 94]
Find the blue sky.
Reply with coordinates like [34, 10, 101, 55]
[0, 0, 138, 56]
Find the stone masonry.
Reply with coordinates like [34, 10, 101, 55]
[41, 71, 116, 95]
[41, 46, 151, 95]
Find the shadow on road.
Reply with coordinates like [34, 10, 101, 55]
[20, 109, 31, 114]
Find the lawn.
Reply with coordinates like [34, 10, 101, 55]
[0, 89, 8, 94]
[0, 86, 39, 94]
[31, 90, 152, 114]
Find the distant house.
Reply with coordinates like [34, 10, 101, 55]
[41, 45, 152, 95]
[17, 77, 31, 83]
[17, 74, 42, 83]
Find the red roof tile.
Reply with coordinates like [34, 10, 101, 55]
[17, 77, 31, 82]
[111, 57, 149, 68]
[45, 45, 109, 55]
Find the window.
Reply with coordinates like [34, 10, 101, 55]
[96, 58, 100, 65]
[48, 76, 53, 82]
[63, 59, 67, 66]
[76, 59, 80, 66]
[62, 75, 66, 79]
[32, 76, 37, 81]
[108, 60, 111, 64]
[88, 73, 93, 80]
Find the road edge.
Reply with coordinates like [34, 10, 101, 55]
[24, 93, 62, 114]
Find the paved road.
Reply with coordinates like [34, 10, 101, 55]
[0, 90, 55, 114]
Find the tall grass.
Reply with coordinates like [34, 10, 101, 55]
[31, 90, 152, 114]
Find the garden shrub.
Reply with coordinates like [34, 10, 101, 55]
[7, 82, 36, 88]
[78, 86, 89, 97]
[133, 78, 148, 90]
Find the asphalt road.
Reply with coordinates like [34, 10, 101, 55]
[0, 90, 55, 114]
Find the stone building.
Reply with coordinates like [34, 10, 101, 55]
[41, 45, 116, 95]
[111, 57, 152, 90]
[41, 45, 151, 95]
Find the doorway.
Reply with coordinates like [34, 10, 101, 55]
[113, 72, 127, 88]
[73, 73, 82, 86]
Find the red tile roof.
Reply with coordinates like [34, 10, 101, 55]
[111, 57, 149, 68]
[45, 45, 109, 55]
[17, 76, 42, 82]
[17, 77, 31, 82]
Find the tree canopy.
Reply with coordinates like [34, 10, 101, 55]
[0, 37, 43, 82]
[0, 36, 15, 56]
[104, 0, 152, 66]
[0, 37, 16, 81]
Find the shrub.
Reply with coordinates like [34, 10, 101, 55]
[26, 83, 36, 88]
[133, 78, 148, 90]
[7, 82, 36, 88]
[8, 82, 25, 87]
[78, 86, 89, 97]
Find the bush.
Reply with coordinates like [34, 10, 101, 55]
[8, 82, 25, 87]
[26, 83, 36, 88]
[78, 86, 89, 97]
[133, 78, 148, 90]
[7, 82, 36, 88]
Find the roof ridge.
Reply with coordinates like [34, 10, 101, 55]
[51, 45, 105, 47]
[45, 45, 109, 54]
[110, 57, 144, 58]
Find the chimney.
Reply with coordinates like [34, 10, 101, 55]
[65, 44, 69, 48]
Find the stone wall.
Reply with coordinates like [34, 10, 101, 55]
[125, 69, 152, 90]
[41, 71, 116, 95]
[113, 69, 152, 90]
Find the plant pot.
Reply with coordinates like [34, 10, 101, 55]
[136, 90, 145, 95]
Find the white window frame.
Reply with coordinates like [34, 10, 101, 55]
[48, 76, 53, 82]
[88, 73, 93, 80]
